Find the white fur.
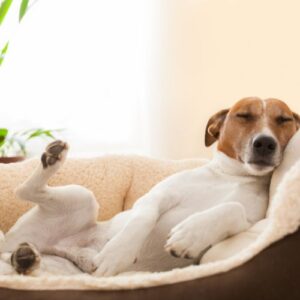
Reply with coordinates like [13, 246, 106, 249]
[0, 147, 270, 276]
[0, 131, 299, 290]
[243, 99, 281, 176]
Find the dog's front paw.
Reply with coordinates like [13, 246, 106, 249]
[41, 140, 68, 169]
[165, 220, 211, 260]
[93, 239, 137, 277]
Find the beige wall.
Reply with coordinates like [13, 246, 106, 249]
[147, 0, 300, 159]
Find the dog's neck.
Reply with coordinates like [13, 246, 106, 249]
[210, 150, 272, 181]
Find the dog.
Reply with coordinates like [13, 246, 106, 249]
[0, 97, 299, 276]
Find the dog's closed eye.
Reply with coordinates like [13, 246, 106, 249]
[276, 116, 293, 125]
[236, 113, 254, 121]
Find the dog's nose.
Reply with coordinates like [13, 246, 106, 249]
[252, 135, 277, 157]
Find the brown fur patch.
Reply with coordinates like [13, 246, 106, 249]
[205, 109, 229, 147]
[205, 97, 299, 161]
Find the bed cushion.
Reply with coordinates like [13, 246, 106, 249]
[1, 227, 300, 299]
[269, 129, 300, 202]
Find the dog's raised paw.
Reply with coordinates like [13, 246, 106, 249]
[41, 140, 68, 169]
[11, 242, 41, 275]
[164, 222, 211, 260]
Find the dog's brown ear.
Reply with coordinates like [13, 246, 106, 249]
[293, 112, 300, 130]
[205, 109, 229, 147]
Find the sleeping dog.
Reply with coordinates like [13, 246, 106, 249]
[0, 97, 299, 276]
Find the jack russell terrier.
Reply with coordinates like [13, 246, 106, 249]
[0, 97, 299, 276]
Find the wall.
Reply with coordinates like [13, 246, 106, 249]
[146, 0, 300, 159]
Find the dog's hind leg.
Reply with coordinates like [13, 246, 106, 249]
[43, 246, 98, 273]
[15, 140, 70, 205]
[15, 140, 99, 230]
[3, 140, 99, 255]
[2, 141, 101, 275]
[14, 140, 69, 205]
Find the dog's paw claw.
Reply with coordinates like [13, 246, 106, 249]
[184, 253, 193, 259]
[170, 249, 180, 258]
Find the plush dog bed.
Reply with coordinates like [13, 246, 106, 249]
[0, 131, 300, 299]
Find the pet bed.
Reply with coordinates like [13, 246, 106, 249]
[0, 131, 300, 299]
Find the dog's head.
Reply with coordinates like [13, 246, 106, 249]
[205, 97, 300, 176]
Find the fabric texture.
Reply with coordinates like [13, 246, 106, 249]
[1, 227, 300, 299]
[0, 131, 299, 290]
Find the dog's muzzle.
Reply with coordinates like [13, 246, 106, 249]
[248, 134, 278, 167]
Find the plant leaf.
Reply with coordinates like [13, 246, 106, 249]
[26, 128, 57, 140]
[19, 0, 29, 22]
[0, 0, 13, 25]
[0, 128, 8, 139]
[0, 128, 8, 147]
[27, 128, 43, 139]
[42, 130, 55, 139]
[0, 41, 9, 66]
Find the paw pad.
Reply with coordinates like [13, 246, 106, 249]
[41, 140, 68, 168]
[11, 242, 40, 274]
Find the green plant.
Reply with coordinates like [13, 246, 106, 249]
[0, 128, 61, 157]
[0, 0, 31, 66]
[0, 2, 62, 157]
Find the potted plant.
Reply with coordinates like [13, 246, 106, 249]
[0, 0, 31, 66]
[0, 128, 61, 163]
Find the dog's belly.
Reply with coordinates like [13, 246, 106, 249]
[124, 174, 268, 272]
[127, 207, 195, 272]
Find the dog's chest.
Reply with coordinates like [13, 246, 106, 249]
[127, 166, 269, 272]
[160, 166, 269, 222]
